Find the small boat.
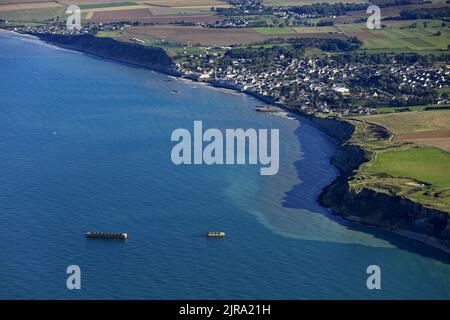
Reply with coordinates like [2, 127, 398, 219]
[207, 231, 226, 238]
[86, 232, 128, 239]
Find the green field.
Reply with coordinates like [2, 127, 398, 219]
[377, 104, 450, 114]
[293, 26, 339, 33]
[0, 7, 65, 22]
[253, 26, 296, 34]
[349, 109, 450, 212]
[363, 29, 449, 51]
[367, 147, 450, 190]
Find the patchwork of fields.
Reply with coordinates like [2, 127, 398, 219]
[0, 5, 64, 22]
[262, 0, 365, 5]
[0, 0, 229, 23]
[115, 24, 345, 46]
[353, 110, 450, 211]
[339, 20, 450, 52]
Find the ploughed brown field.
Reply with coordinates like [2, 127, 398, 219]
[90, 11, 223, 23]
[394, 130, 450, 152]
[118, 25, 346, 46]
[90, 8, 152, 21]
[60, 0, 134, 4]
[0, 0, 55, 4]
[0, 1, 62, 11]
[138, 0, 230, 6]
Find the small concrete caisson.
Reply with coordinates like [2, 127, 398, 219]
[207, 232, 226, 238]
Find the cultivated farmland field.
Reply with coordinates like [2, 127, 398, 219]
[359, 110, 450, 136]
[138, 0, 230, 7]
[358, 110, 450, 151]
[67, 0, 230, 22]
[0, 1, 61, 11]
[338, 20, 450, 52]
[333, 2, 449, 24]
[0, 7, 65, 22]
[78, 1, 136, 9]
[90, 8, 152, 21]
[262, 0, 365, 5]
[351, 111, 450, 211]
[253, 26, 340, 34]
[395, 130, 450, 152]
[116, 24, 346, 46]
[254, 26, 296, 34]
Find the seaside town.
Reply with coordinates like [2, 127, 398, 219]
[177, 50, 450, 115]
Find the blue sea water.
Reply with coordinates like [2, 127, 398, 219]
[0, 31, 449, 299]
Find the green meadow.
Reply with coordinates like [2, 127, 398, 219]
[377, 104, 450, 114]
[367, 147, 450, 190]
[0, 7, 65, 22]
[253, 27, 296, 34]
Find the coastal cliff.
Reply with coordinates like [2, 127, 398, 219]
[32, 34, 178, 75]
[316, 116, 450, 252]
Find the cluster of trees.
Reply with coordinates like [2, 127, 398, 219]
[276, 0, 425, 17]
[216, 0, 426, 17]
[257, 37, 362, 52]
[396, 7, 450, 20]
[330, 52, 450, 65]
[316, 20, 334, 27]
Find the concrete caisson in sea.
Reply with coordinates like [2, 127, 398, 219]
[86, 232, 128, 239]
[207, 231, 226, 238]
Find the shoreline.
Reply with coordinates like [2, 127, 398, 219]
[3, 29, 450, 256]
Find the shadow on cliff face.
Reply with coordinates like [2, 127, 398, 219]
[282, 117, 450, 264]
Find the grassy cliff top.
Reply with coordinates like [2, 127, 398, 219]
[346, 109, 450, 213]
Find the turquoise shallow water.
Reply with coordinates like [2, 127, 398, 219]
[0, 31, 449, 299]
